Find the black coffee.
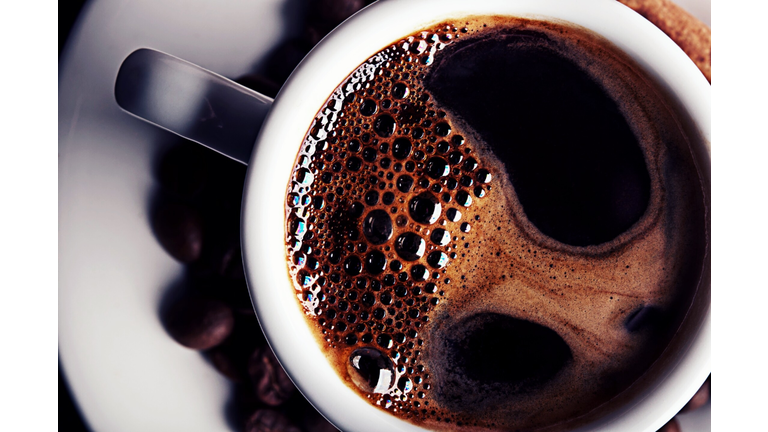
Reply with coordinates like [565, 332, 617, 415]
[424, 30, 651, 247]
[284, 17, 708, 431]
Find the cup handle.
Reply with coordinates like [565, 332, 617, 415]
[115, 48, 273, 165]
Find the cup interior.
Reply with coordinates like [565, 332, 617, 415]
[241, 0, 710, 431]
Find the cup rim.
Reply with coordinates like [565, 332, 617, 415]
[241, 0, 711, 431]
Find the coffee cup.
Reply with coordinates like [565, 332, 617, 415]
[115, 0, 710, 431]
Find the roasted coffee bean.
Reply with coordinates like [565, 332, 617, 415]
[190, 228, 244, 277]
[245, 409, 301, 432]
[248, 346, 296, 406]
[198, 158, 247, 222]
[236, 74, 281, 99]
[680, 375, 711, 413]
[229, 313, 268, 350]
[287, 396, 340, 432]
[206, 344, 247, 383]
[190, 219, 243, 279]
[156, 142, 211, 198]
[219, 279, 255, 315]
[265, 39, 312, 83]
[302, 23, 327, 47]
[152, 201, 204, 263]
[202, 315, 268, 382]
[229, 384, 264, 428]
[657, 418, 681, 432]
[307, 0, 365, 34]
[203, 231, 245, 278]
[186, 272, 253, 316]
[218, 242, 246, 280]
[302, 413, 339, 432]
[164, 296, 234, 350]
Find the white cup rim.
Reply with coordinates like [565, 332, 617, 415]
[241, 0, 710, 431]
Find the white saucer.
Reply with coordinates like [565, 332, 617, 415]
[57, 0, 710, 431]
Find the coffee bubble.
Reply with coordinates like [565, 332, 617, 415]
[445, 208, 461, 222]
[392, 138, 413, 160]
[395, 233, 426, 261]
[397, 175, 414, 193]
[343, 256, 362, 276]
[408, 193, 441, 225]
[348, 347, 395, 393]
[454, 190, 472, 207]
[430, 229, 450, 246]
[360, 99, 378, 116]
[374, 114, 396, 137]
[393, 82, 410, 99]
[363, 210, 393, 245]
[364, 190, 379, 205]
[426, 251, 448, 269]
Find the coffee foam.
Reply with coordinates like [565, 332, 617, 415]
[284, 17, 707, 431]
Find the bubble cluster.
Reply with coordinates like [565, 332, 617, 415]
[284, 22, 494, 419]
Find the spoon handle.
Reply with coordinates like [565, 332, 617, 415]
[115, 48, 273, 165]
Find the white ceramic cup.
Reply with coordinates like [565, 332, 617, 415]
[242, 1, 710, 431]
[116, 0, 710, 430]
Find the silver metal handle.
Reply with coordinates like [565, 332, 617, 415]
[115, 48, 273, 165]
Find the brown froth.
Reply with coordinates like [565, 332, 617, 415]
[284, 17, 708, 432]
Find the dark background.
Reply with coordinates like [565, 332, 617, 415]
[60, 2, 91, 430]
[60, 361, 89, 431]
[60, 0, 87, 54]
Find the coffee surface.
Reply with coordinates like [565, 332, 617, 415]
[425, 30, 651, 246]
[284, 17, 708, 431]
